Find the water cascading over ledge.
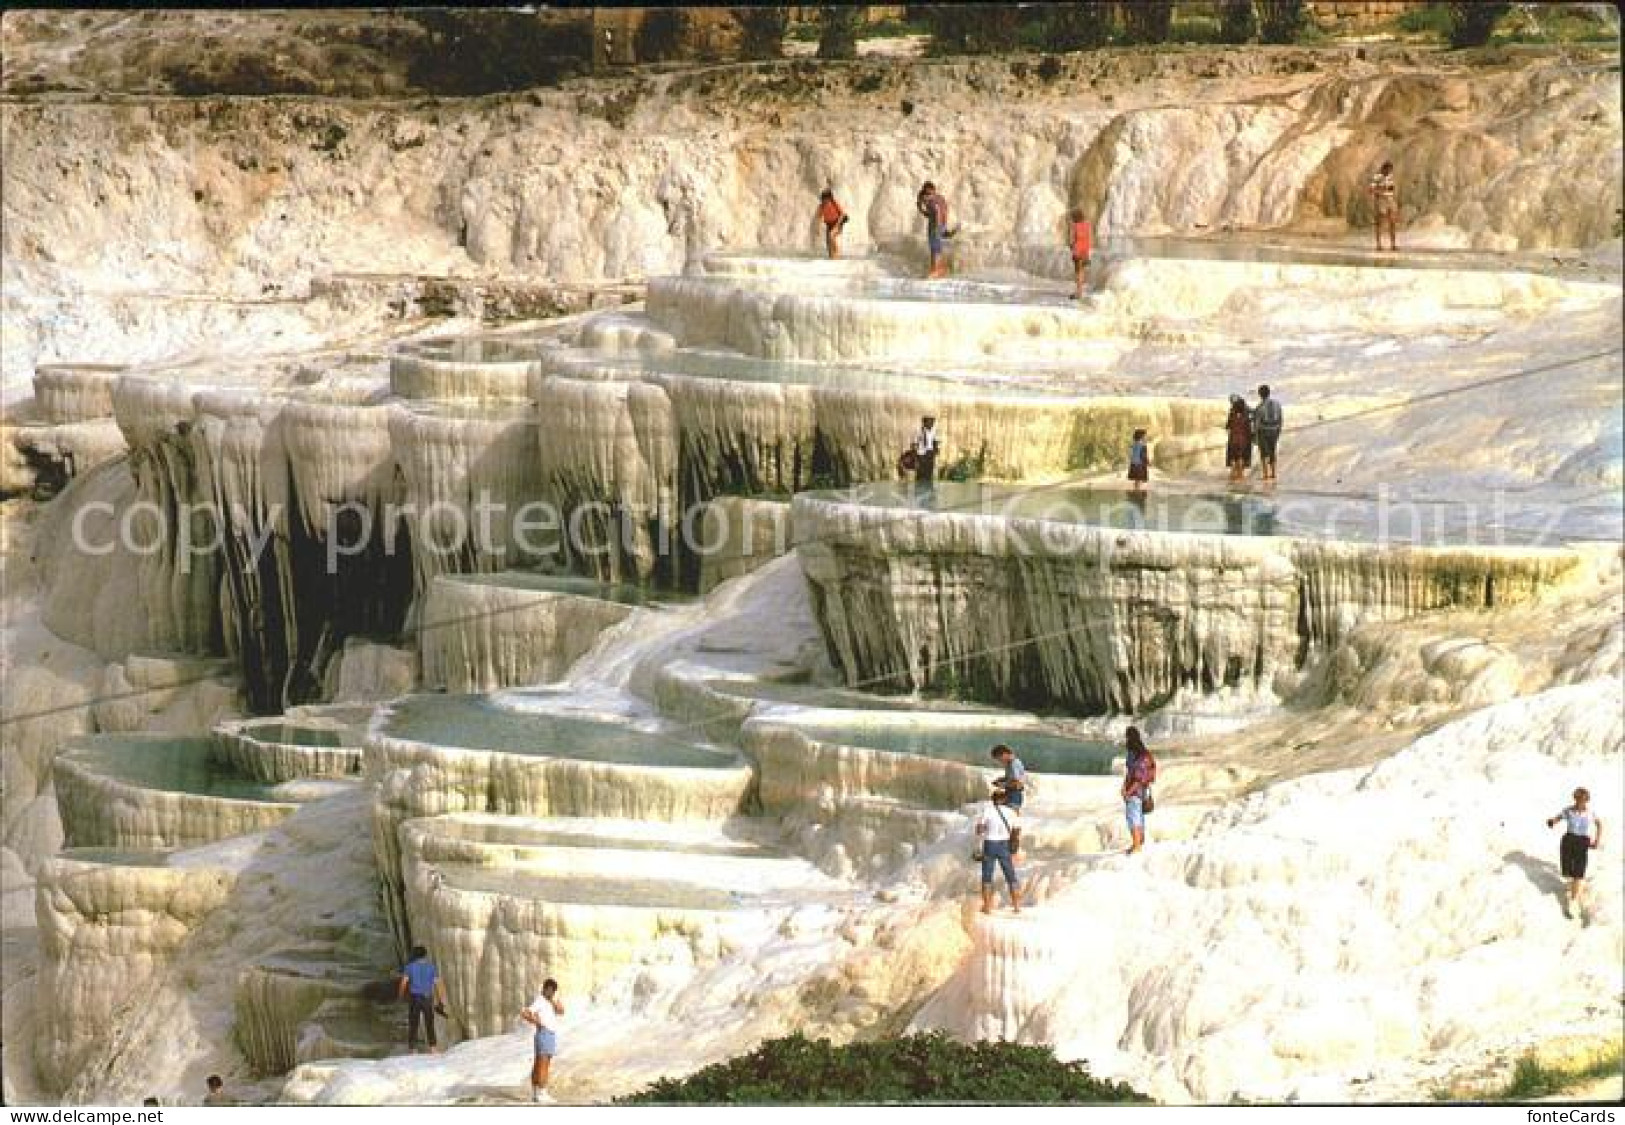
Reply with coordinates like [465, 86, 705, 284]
[792, 492, 1586, 715]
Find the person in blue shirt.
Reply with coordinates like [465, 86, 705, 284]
[398, 945, 448, 1053]
[991, 744, 1027, 811]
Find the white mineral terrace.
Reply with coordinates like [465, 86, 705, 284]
[2, 38, 1621, 1109]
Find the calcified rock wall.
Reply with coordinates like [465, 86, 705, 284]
[793, 495, 1585, 714]
[532, 342, 1225, 580]
[531, 376, 678, 584]
[37, 460, 154, 660]
[104, 377, 411, 711]
[33, 364, 125, 423]
[367, 726, 754, 954]
[747, 720, 989, 814]
[696, 497, 793, 594]
[54, 747, 297, 850]
[396, 819, 811, 1038]
[390, 348, 539, 403]
[233, 958, 388, 1076]
[110, 378, 224, 655]
[32, 857, 236, 1094]
[210, 720, 361, 784]
[389, 407, 547, 590]
[417, 576, 635, 693]
[1068, 65, 1622, 251]
[648, 277, 1121, 364]
[6, 51, 1618, 392]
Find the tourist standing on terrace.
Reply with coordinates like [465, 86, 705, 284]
[975, 788, 1023, 914]
[917, 182, 952, 278]
[1122, 727, 1157, 855]
[992, 744, 1027, 810]
[1067, 208, 1093, 300]
[399, 944, 448, 1053]
[1127, 428, 1150, 493]
[1252, 385, 1282, 484]
[521, 978, 565, 1103]
[1547, 788, 1602, 918]
[913, 415, 941, 493]
[1368, 160, 1400, 251]
[817, 188, 849, 260]
[1225, 395, 1253, 484]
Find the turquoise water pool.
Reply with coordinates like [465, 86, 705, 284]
[65, 737, 287, 801]
[381, 695, 739, 770]
[788, 718, 1117, 776]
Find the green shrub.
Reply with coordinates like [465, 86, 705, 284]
[618, 1032, 1152, 1105]
[636, 8, 691, 63]
[864, 16, 928, 39]
[734, 7, 789, 59]
[1256, 0, 1306, 43]
[1395, 2, 1453, 36]
[1218, 0, 1258, 43]
[402, 11, 589, 95]
[1044, 3, 1114, 50]
[1170, 11, 1225, 43]
[1445, 2, 1510, 47]
[918, 4, 1023, 55]
[817, 5, 862, 58]
[1120, 0, 1175, 44]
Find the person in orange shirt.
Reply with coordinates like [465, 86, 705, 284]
[1067, 208, 1093, 300]
[817, 188, 848, 259]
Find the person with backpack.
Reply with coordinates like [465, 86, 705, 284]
[974, 787, 1023, 914]
[1066, 207, 1093, 300]
[1122, 726, 1157, 855]
[917, 182, 952, 279]
[1252, 384, 1283, 484]
[816, 188, 849, 260]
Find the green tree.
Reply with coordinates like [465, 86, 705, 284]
[734, 7, 789, 59]
[1044, 3, 1114, 50]
[1219, 0, 1258, 43]
[403, 10, 590, 95]
[817, 5, 862, 58]
[1256, 0, 1306, 43]
[1444, 2, 1510, 47]
[635, 8, 691, 63]
[1120, 0, 1175, 43]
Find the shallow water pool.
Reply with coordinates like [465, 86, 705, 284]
[380, 695, 739, 770]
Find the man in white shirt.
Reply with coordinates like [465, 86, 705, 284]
[520, 978, 564, 1103]
[914, 415, 941, 496]
[975, 788, 1023, 914]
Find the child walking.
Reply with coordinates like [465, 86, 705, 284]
[1127, 428, 1149, 492]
